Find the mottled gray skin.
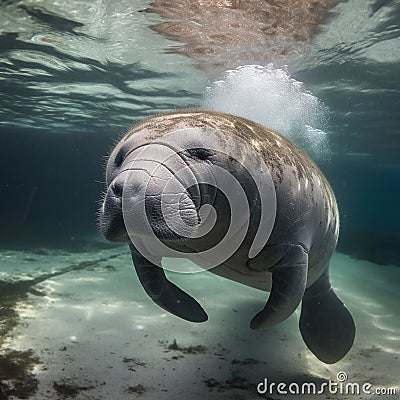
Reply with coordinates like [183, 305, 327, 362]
[99, 110, 355, 364]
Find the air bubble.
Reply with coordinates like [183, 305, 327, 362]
[203, 64, 330, 160]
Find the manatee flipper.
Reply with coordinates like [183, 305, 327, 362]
[299, 268, 355, 364]
[250, 244, 308, 330]
[129, 244, 208, 323]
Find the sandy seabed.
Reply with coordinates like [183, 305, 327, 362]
[0, 246, 399, 400]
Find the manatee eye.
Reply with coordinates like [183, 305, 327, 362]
[186, 147, 212, 160]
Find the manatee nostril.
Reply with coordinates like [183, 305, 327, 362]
[111, 180, 124, 198]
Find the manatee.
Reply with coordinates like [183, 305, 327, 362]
[98, 110, 355, 364]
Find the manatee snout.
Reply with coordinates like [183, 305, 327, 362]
[98, 172, 128, 242]
[99, 161, 200, 243]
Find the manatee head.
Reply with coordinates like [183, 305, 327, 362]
[98, 126, 224, 250]
[98, 111, 276, 270]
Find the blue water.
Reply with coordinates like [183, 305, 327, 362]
[0, 0, 399, 260]
[0, 1, 399, 399]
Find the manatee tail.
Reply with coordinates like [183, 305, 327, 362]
[299, 268, 355, 364]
